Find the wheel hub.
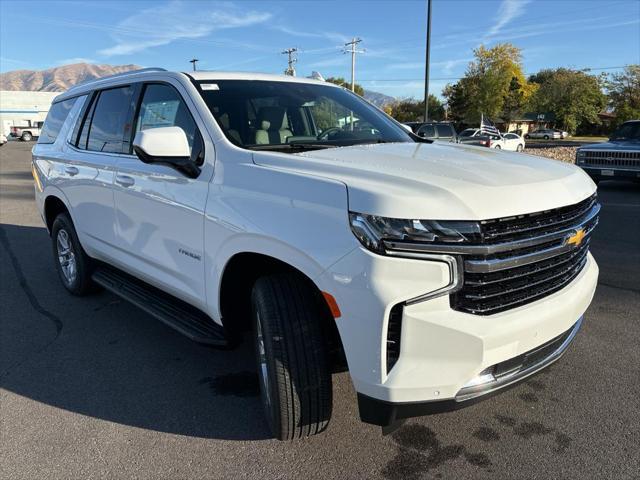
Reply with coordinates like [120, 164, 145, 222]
[56, 229, 77, 285]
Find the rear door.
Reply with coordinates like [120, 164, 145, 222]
[53, 85, 138, 258]
[112, 81, 212, 308]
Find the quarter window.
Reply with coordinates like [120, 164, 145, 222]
[38, 98, 77, 144]
[435, 124, 452, 138]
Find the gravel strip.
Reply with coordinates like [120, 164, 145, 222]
[525, 146, 577, 164]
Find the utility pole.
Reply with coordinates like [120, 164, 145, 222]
[424, 0, 432, 121]
[281, 48, 298, 76]
[189, 58, 199, 71]
[343, 38, 364, 92]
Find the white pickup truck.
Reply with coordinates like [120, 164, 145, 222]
[11, 122, 43, 141]
[32, 68, 599, 440]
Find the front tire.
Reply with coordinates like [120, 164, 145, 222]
[516, 144, 524, 152]
[494, 144, 501, 149]
[251, 273, 332, 440]
[51, 213, 96, 295]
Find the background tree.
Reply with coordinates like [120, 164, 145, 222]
[443, 43, 534, 124]
[325, 76, 364, 96]
[388, 95, 444, 122]
[606, 65, 640, 127]
[528, 68, 606, 133]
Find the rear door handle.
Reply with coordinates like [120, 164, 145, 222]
[115, 174, 135, 187]
[64, 166, 79, 176]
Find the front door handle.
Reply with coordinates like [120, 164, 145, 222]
[115, 174, 135, 188]
[64, 166, 79, 176]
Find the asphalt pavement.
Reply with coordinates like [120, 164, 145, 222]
[1, 140, 638, 479]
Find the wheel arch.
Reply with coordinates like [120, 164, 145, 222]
[44, 194, 71, 233]
[217, 249, 345, 368]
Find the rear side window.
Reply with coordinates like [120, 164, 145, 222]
[81, 86, 135, 153]
[435, 124, 453, 138]
[38, 98, 77, 144]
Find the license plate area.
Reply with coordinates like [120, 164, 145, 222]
[601, 169, 615, 176]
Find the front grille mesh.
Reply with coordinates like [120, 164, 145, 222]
[582, 150, 640, 168]
[451, 195, 598, 315]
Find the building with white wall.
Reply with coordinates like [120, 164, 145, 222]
[0, 91, 59, 136]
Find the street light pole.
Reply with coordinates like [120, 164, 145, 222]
[189, 58, 199, 71]
[423, 0, 432, 122]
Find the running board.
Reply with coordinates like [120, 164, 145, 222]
[92, 266, 228, 347]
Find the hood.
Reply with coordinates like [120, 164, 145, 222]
[578, 140, 640, 151]
[252, 142, 596, 220]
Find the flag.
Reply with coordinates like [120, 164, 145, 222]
[480, 114, 500, 136]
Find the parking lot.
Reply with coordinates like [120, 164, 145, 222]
[1, 140, 638, 479]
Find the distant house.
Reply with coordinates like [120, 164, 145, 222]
[494, 112, 557, 135]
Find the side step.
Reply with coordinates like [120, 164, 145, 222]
[92, 266, 228, 347]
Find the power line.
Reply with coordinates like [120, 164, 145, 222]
[356, 65, 632, 83]
[282, 47, 298, 76]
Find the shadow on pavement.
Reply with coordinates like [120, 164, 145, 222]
[0, 222, 271, 441]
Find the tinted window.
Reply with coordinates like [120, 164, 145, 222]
[418, 125, 436, 138]
[38, 98, 77, 144]
[86, 86, 135, 153]
[435, 124, 453, 138]
[459, 129, 476, 137]
[135, 84, 199, 155]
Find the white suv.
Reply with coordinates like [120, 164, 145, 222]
[32, 68, 599, 440]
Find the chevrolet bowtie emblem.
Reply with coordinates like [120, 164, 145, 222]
[567, 228, 586, 247]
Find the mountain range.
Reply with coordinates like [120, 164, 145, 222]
[0, 63, 396, 106]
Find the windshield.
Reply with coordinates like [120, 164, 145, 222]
[196, 80, 413, 150]
[610, 122, 640, 140]
[459, 129, 476, 137]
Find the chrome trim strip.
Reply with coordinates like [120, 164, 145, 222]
[384, 251, 462, 305]
[384, 203, 600, 256]
[464, 221, 597, 273]
[455, 316, 583, 402]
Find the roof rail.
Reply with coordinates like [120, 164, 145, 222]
[68, 67, 168, 91]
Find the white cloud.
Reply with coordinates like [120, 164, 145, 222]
[485, 0, 531, 40]
[307, 56, 350, 69]
[98, 1, 271, 56]
[57, 57, 96, 65]
[271, 25, 350, 44]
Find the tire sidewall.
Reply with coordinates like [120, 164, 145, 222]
[51, 213, 88, 294]
[251, 290, 281, 436]
[22, 132, 32, 142]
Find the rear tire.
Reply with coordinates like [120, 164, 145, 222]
[21, 132, 32, 142]
[51, 213, 96, 295]
[251, 273, 332, 440]
[494, 144, 501, 149]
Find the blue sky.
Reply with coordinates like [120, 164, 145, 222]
[1, 0, 639, 98]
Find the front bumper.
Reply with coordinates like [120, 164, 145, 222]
[358, 317, 582, 427]
[580, 165, 640, 181]
[315, 247, 599, 422]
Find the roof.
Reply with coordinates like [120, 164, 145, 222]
[188, 71, 334, 86]
[54, 68, 337, 103]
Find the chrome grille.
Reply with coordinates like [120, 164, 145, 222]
[581, 150, 640, 169]
[451, 194, 599, 315]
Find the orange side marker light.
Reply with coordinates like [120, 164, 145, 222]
[322, 291, 342, 318]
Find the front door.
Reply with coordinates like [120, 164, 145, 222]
[113, 82, 212, 308]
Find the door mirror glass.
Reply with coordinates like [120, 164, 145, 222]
[133, 126, 200, 178]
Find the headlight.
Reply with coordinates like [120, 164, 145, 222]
[349, 212, 481, 254]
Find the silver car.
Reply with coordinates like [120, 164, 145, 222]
[525, 129, 561, 140]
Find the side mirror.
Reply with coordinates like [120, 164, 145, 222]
[133, 126, 200, 178]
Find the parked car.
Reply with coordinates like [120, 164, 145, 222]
[416, 122, 457, 142]
[402, 121, 424, 133]
[502, 132, 526, 152]
[554, 129, 569, 139]
[575, 120, 640, 183]
[0, 133, 7, 146]
[10, 122, 43, 141]
[525, 128, 561, 140]
[33, 68, 599, 440]
[457, 128, 504, 148]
